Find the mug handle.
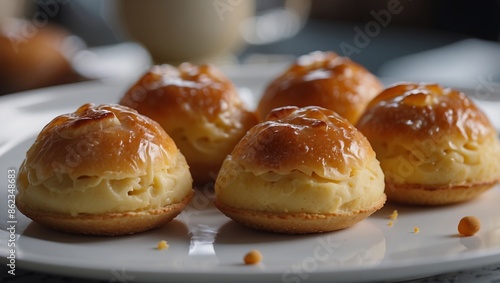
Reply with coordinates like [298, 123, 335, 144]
[240, 0, 311, 45]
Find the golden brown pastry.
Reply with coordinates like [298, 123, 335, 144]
[120, 63, 258, 184]
[356, 82, 500, 205]
[215, 106, 386, 234]
[16, 104, 193, 236]
[256, 51, 384, 124]
[0, 18, 82, 95]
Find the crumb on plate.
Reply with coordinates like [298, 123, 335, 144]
[244, 249, 262, 265]
[389, 210, 398, 220]
[413, 227, 420, 233]
[157, 240, 169, 250]
[458, 216, 480, 236]
[387, 221, 394, 227]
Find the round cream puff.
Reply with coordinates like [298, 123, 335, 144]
[0, 18, 82, 95]
[256, 51, 384, 124]
[16, 103, 193, 236]
[119, 63, 258, 184]
[215, 106, 386, 234]
[356, 82, 500, 205]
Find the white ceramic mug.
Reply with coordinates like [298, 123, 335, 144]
[107, 0, 310, 64]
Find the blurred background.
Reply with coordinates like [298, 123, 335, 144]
[1, 0, 500, 96]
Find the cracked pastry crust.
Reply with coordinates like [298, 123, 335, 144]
[16, 103, 193, 235]
[120, 63, 258, 184]
[356, 82, 500, 205]
[215, 106, 386, 234]
[256, 51, 384, 124]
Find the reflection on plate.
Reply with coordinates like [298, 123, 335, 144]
[0, 68, 500, 283]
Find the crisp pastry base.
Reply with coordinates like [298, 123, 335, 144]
[385, 181, 497, 206]
[16, 190, 194, 236]
[214, 195, 386, 234]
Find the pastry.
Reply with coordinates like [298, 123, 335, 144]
[16, 103, 193, 236]
[120, 63, 258, 184]
[215, 106, 386, 234]
[256, 51, 384, 124]
[0, 18, 82, 95]
[356, 82, 500, 205]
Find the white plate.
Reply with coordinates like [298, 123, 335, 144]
[1, 69, 500, 283]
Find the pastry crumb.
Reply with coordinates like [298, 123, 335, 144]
[244, 250, 262, 265]
[413, 227, 420, 233]
[387, 221, 394, 227]
[458, 216, 480, 236]
[157, 240, 169, 250]
[389, 210, 398, 220]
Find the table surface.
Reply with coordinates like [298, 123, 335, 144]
[1, 263, 500, 283]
